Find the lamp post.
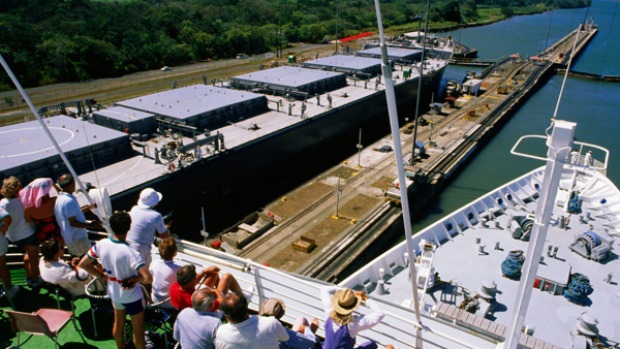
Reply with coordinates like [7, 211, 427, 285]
[356, 128, 363, 168]
[335, 0, 340, 54]
[334, 168, 342, 219]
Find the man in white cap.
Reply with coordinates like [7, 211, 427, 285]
[127, 188, 170, 268]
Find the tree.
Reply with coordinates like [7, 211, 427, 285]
[501, 6, 514, 17]
[38, 36, 80, 83]
[440, 1, 462, 23]
[461, 0, 478, 21]
[73, 36, 120, 80]
[0, 15, 41, 86]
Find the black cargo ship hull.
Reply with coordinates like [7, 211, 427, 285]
[111, 65, 447, 239]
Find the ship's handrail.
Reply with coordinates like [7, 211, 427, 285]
[171, 238, 498, 348]
[341, 167, 546, 288]
[511, 134, 609, 173]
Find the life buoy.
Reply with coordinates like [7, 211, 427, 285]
[168, 163, 176, 171]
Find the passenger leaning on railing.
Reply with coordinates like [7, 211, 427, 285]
[79, 211, 153, 349]
[127, 188, 170, 269]
[258, 297, 320, 349]
[320, 286, 385, 349]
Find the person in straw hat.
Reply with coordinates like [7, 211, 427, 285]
[320, 286, 385, 349]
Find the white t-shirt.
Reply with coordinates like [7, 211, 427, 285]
[54, 192, 88, 244]
[149, 257, 180, 303]
[127, 205, 166, 246]
[39, 257, 89, 297]
[215, 315, 289, 349]
[0, 197, 35, 242]
[87, 237, 144, 304]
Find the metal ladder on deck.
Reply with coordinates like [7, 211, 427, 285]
[415, 243, 436, 308]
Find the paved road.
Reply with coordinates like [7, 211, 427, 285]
[0, 43, 332, 124]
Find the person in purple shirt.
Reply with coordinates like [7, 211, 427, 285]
[320, 286, 385, 349]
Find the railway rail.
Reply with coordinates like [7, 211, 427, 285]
[284, 25, 596, 282]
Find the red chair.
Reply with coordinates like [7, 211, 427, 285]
[5, 308, 76, 348]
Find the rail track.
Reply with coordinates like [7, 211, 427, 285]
[300, 53, 568, 282]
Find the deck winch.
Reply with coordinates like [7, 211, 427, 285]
[563, 273, 593, 304]
[501, 250, 525, 279]
[510, 215, 534, 241]
[569, 231, 611, 262]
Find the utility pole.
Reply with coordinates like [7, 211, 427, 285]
[333, 168, 342, 219]
[429, 93, 435, 147]
[356, 128, 363, 168]
[335, 0, 340, 54]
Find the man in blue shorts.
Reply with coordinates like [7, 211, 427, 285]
[79, 211, 153, 349]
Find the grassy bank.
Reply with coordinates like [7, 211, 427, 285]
[386, 4, 554, 34]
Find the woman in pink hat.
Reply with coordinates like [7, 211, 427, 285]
[21, 177, 64, 246]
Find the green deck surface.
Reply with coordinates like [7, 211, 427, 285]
[1, 269, 173, 348]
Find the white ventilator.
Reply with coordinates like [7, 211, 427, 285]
[89, 187, 113, 235]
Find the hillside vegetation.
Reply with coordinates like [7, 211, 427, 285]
[0, 0, 590, 90]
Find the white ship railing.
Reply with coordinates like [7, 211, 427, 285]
[170, 238, 499, 349]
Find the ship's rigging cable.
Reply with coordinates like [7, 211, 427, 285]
[373, 1, 424, 348]
[543, 10, 554, 53]
[551, 23, 581, 121]
[411, 0, 431, 162]
[79, 121, 104, 193]
[0, 53, 96, 209]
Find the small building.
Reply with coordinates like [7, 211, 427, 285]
[462, 79, 482, 96]
[115, 85, 269, 133]
[230, 66, 347, 100]
[303, 55, 381, 78]
[355, 46, 423, 64]
[0, 115, 131, 183]
[92, 106, 156, 135]
[534, 259, 571, 296]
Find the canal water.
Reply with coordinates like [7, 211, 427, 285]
[410, 0, 620, 233]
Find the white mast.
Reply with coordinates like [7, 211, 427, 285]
[505, 120, 575, 349]
[373, 1, 424, 347]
